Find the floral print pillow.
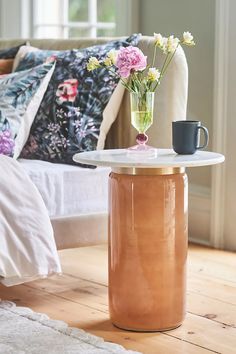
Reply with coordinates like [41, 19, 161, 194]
[0, 62, 55, 157]
[14, 34, 140, 165]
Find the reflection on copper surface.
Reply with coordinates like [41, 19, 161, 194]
[108, 172, 188, 331]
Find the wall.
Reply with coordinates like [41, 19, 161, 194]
[0, 0, 32, 38]
[139, 0, 215, 244]
[223, 0, 236, 250]
[140, 0, 215, 189]
[0, 0, 21, 38]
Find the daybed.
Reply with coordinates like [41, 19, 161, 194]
[0, 36, 188, 250]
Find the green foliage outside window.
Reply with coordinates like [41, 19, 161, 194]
[68, 0, 115, 37]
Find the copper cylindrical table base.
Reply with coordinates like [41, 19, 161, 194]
[108, 170, 188, 331]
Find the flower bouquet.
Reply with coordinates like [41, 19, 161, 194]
[87, 32, 195, 157]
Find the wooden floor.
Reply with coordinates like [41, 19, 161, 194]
[0, 244, 236, 354]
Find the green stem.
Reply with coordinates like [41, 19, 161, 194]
[152, 44, 180, 92]
[120, 79, 135, 92]
[161, 46, 178, 76]
[160, 52, 171, 77]
[152, 45, 157, 67]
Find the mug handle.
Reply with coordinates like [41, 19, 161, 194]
[197, 126, 209, 149]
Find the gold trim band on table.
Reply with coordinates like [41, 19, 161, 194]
[111, 167, 185, 176]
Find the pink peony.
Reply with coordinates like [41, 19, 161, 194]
[115, 46, 147, 78]
[56, 79, 79, 103]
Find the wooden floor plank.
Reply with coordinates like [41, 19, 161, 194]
[188, 259, 236, 284]
[1, 244, 236, 354]
[0, 283, 213, 354]
[188, 275, 236, 305]
[28, 273, 236, 328]
[187, 292, 236, 327]
[58, 245, 108, 285]
[189, 245, 236, 266]
[188, 247, 236, 284]
[24, 278, 236, 353]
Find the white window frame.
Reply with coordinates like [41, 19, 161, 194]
[32, 0, 116, 38]
[0, 0, 139, 39]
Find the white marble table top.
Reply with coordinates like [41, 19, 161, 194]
[73, 149, 225, 168]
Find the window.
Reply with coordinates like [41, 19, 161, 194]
[33, 0, 116, 38]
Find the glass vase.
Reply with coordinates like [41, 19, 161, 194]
[128, 92, 157, 158]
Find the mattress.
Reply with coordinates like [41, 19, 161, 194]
[18, 159, 111, 218]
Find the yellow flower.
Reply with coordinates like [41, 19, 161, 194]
[87, 57, 100, 71]
[147, 67, 160, 82]
[183, 31, 195, 46]
[104, 57, 113, 66]
[107, 49, 118, 64]
[103, 49, 118, 67]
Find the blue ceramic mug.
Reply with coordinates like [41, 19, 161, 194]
[172, 120, 209, 154]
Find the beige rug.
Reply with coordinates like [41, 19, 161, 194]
[0, 301, 141, 354]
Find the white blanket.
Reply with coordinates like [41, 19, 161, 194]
[0, 155, 61, 286]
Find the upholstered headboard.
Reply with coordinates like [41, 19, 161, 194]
[0, 36, 188, 149]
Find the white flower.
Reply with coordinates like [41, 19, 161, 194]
[183, 31, 195, 45]
[87, 57, 100, 71]
[162, 37, 168, 53]
[147, 67, 160, 82]
[154, 33, 164, 48]
[166, 35, 180, 53]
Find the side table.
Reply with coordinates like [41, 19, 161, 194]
[73, 149, 224, 332]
